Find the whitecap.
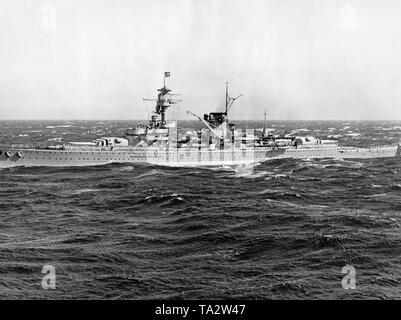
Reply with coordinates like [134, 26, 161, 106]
[46, 125, 73, 129]
[69, 188, 103, 195]
[118, 166, 134, 172]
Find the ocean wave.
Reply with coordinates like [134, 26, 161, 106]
[46, 125, 73, 129]
[1, 120, 401, 299]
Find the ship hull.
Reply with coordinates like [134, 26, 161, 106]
[0, 147, 264, 168]
[267, 145, 400, 160]
[0, 144, 399, 168]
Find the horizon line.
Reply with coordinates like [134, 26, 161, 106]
[1, 118, 401, 122]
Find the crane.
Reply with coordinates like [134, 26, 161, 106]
[186, 111, 223, 139]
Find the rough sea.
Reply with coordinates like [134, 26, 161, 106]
[0, 120, 400, 299]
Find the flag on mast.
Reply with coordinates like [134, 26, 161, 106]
[164, 72, 170, 77]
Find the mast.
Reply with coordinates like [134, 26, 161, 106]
[163, 71, 168, 89]
[224, 82, 242, 116]
[263, 108, 267, 136]
[187, 82, 242, 140]
[225, 82, 229, 115]
[159, 72, 170, 125]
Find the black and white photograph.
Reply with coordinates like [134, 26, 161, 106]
[0, 0, 401, 308]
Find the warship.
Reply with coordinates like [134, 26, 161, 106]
[0, 73, 400, 168]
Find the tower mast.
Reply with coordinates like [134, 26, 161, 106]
[263, 108, 267, 136]
[225, 82, 229, 115]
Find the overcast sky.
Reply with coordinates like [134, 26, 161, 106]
[0, 0, 400, 120]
